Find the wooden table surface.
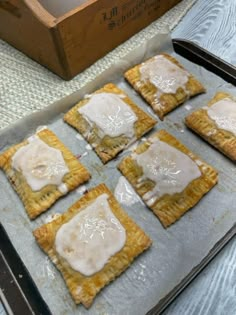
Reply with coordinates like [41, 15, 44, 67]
[164, 0, 236, 314]
[0, 0, 235, 314]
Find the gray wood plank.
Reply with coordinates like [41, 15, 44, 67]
[173, 0, 236, 65]
[164, 1, 236, 314]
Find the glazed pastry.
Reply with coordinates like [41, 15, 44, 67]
[33, 183, 152, 308]
[0, 128, 90, 219]
[124, 53, 205, 120]
[118, 130, 218, 227]
[64, 83, 157, 163]
[185, 91, 236, 161]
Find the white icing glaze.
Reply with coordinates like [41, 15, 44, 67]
[55, 194, 126, 276]
[81, 151, 88, 158]
[206, 129, 217, 137]
[76, 185, 87, 195]
[58, 183, 68, 194]
[135, 139, 201, 205]
[44, 213, 61, 224]
[75, 133, 84, 141]
[85, 144, 92, 150]
[114, 176, 142, 206]
[127, 141, 139, 152]
[184, 104, 192, 111]
[36, 125, 48, 133]
[27, 134, 39, 142]
[84, 94, 93, 99]
[118, 94, 126, 99]
[78, 93, 137, 138]
[140, 55, 190, 95]
[207, 98, 236, 136]
[12, 138, 69, 191]
[195, 160, 203, 166]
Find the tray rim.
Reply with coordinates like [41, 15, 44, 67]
[0, 38, 236, 315]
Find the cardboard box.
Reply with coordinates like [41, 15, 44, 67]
[0, 0, 182, 79]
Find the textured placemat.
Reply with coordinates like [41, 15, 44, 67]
[0, 0, 197, 130]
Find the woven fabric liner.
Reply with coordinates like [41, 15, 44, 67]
[0, 0, 197, 130]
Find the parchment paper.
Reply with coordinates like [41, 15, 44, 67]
[0, 33, 235, 315]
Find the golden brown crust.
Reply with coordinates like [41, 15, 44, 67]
[0, 129, 90, 219]
[33, 183, 152, 308]
[185, 92, 236, 161]
[124, 53, 205, 120]
[64, 83, 157, 163]
[118, 130, 218, 227]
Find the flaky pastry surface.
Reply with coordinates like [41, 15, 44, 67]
[124, 53, 205, 120]
[118, 130, 218, 227]
[185, 92, 236, 161]
[34, 183, 152, 308]
[0, 128, 90, 219]
[64, 83, 156, 163]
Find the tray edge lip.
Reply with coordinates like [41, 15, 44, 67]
[1, 37, 236, 315]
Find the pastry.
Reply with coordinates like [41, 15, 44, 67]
[124, 53, 205, 120]
[118, 130, 218, 227]
[185, 91, 236, 161]
[33, 183, 152, 308]
[0, 128, 90, 219]
[64, 83, 157, 163]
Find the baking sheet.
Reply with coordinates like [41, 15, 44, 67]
[0, 33, 236, 315]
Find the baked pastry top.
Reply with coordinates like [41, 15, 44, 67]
[64, 83, 157, 163]
[118, 130, 218, 227]
[0, 128, 90, 219]
[33, 183, 152, 308]
[124, 53, 205, 120]
[185, 91, 236, 161]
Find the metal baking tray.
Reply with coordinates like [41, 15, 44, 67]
[0, 34, 236, 315]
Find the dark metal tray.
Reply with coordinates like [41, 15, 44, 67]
[0, 39, 236, 315]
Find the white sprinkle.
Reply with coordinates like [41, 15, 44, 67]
[84, 94, 92, 99]
[27, 135, 39, 142]
[76, 185, 87, 195]
[76, 133, 83, 141]
[118, 94, 126, 99]
[44, 213, 61, 224]
[195, 159, 203, 166]
[76, 286, 82, 295]
[206, 129, 216, 136]
[36, 125, 48, 132]
[81, 152, 88, 158]
[51, 257, 58, 264]
[86, 144, 92, 150]
[58, 183, 68, 194]
[184, 104, 192, 111]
